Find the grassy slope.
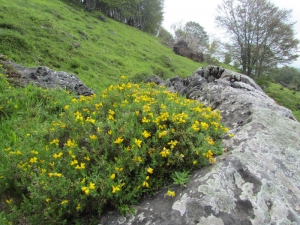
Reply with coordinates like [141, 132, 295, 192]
[265, 82, 300, 121]
[0, 0, 205, 92]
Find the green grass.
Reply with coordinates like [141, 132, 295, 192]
[264, 82, 300, 121]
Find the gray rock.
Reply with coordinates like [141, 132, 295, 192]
[100, 67, 300, 224]
[1, 60, 94, 96]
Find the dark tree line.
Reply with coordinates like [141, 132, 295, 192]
[73, 0, 164, 34]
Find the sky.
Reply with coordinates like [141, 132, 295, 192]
[162, 0, 300, 68]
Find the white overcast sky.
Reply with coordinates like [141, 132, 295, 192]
[162, 0, 300, 68]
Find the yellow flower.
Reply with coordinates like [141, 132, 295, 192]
[142, 181, 149, 188]
[142, 130, 151, 138]
[110, 174, 116, 179]
[50, 139, 59, 146]
[115, 167, 123, 172]
[159, 147, 170, 157]
[31, 150, 39, 155]
[75, 163, 85, 170]
[147, 167, 153, 174]
[64, 105, 70, 110]
[121, 75, 126, 79]
[89, 134, 97, 140]
[201, 122, 209, 130]
[228, 133, 234, 138]
[61, 200, 68, 205]
[108, 130, 112, 135]
[81, 178, 86, 184]
[65, 139, 77, 148]
[53, 152, 63, 159]
[167, 140, 178, 149]
[193, 160, 197, 165]
[142, 116, 150, 123]
[89, 182, 96, 190]
[6, 199, 12, 204]
[48, 173, 54, 177]
[84, 156, 90, 161]
[70, 159, 78, 165]
[81, 186, 89, 195]
[45, 198, 51, 203]
[76, 203, 81, 211]
[56, 173, 62, 177]
[112, 185, 121, 193]
[158, 130, 168, 138]
[29, 157, 38, 163]
[114, 137, 124, 144]
[167, 190, 175, 197]
[134, 138, 142, 148]
[145, 176, 150, 180]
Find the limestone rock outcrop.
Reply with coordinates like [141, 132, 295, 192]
[101, 66, 300, 225]
[1, 58, 94, 96]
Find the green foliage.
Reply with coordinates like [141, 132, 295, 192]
[268, 66, 300, 90]
[171, 170, 191, 186]
[264, 82, 300, 121]
[0, 71, 228, 223]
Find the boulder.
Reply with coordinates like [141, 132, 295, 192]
[101, 66, 300, 224]
[1, 59, 94, 96]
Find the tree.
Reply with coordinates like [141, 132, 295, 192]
[172, 21, 209, 53]
[216, 0, 299, 77]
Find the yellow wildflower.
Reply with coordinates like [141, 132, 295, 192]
[89, 135, 97, 140]
[89, 182, 96, 190]
[65, 139, 77, 148]
[134, 138, 142, 148]
[167, 140, 178, 149]
[110, 174, 116, 179]
[142, 116, 150, 123]
[70, 159, 78, 165]
[61, 200, 68, 205]
[112, 185, 121, 193]
[159, 147, 170, 157]
[114, 137, 124, 144]
[201, 122, 209, 130]
[167, 190, 175, 197]
[158, 130, 168, 138]
[50, 139, 59, 147]
[145, 176, 150, 180]
[45, 198, 51, 203]
[76, 203, 81, 211]
[147, 167, 153, 174]
[142, 181, 149, 188]
[6, 199, 12, 204]
[193, 160, 197, 165]
[142, 130, 151, 138]
[29, 157, 38, 163]
[108, 130, 112, 135]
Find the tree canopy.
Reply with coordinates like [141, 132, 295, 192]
[77, 0, 164, 35]
[216, 0, 299, 77]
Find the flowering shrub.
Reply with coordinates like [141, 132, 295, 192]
[0, 74, 229, 224]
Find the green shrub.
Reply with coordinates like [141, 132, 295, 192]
[0, 74, 228, 224]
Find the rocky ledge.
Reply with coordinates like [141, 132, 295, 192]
[0, 57, 93, 96]
[101, 66, 300, 225]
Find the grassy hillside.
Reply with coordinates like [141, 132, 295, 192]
[265, 83, 300, 121]
[0, 0, 205, 91]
